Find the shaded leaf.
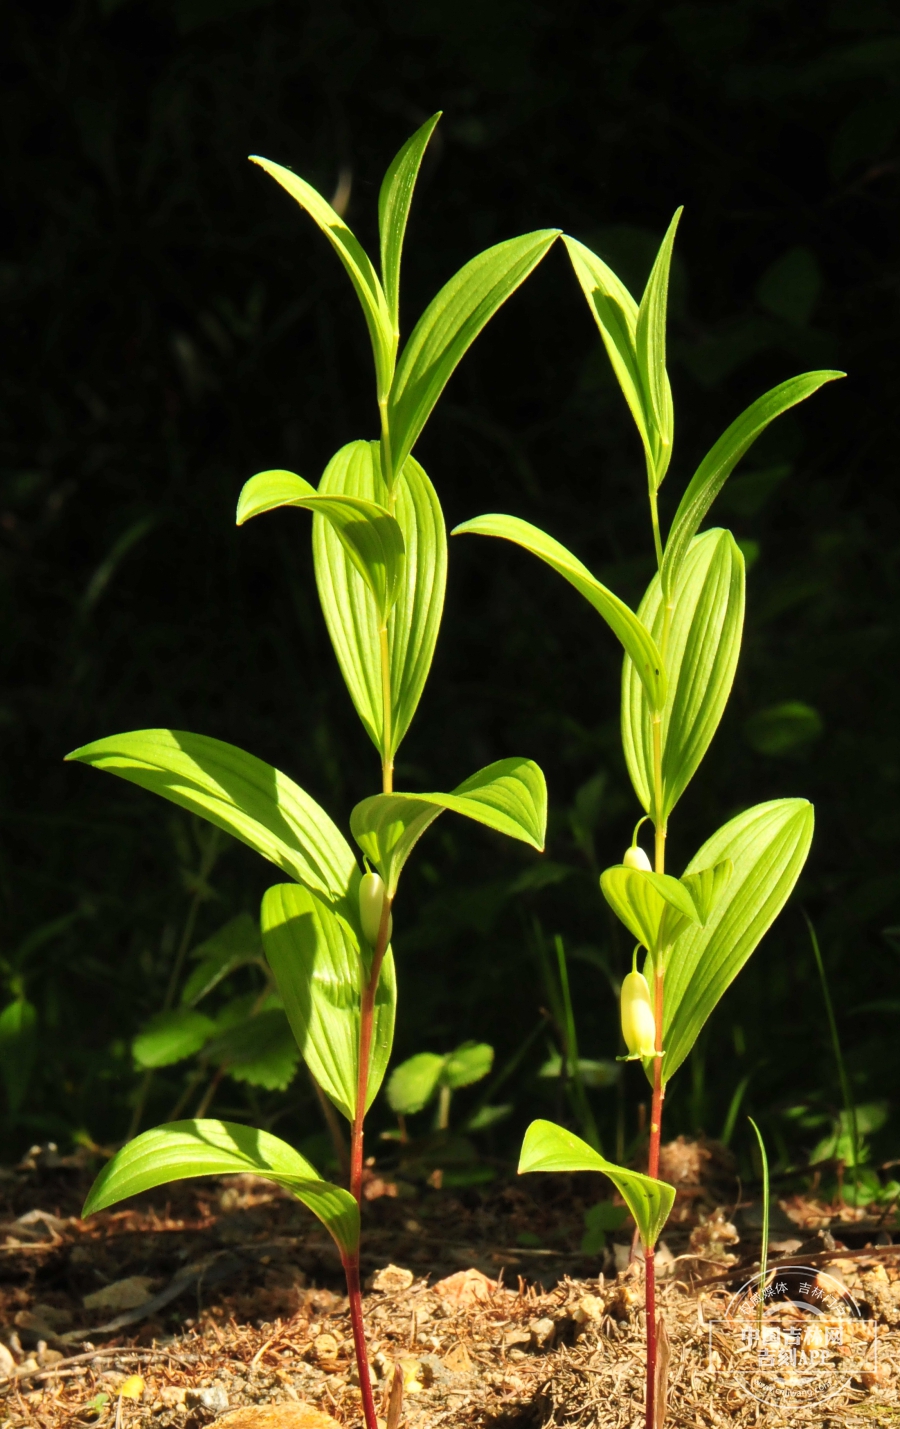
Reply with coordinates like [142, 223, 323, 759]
[202, 1008, 301, 1090]
[132, 1008, 216, 1069]
[237, 469, 405, 625]
[518, 1119, 675, 1249]
[622, 529, 745, 819]
[388, 230, 560, 480]
[453, 513, 666, 710]
[250, 155, 394, 399]
[350, 757, 547, 897]
[82, 1119, 359, 1254]
[66, 731, 358, 916]
[379, 113, 442, 332]
[387, 1052, 445, 1115]
[661, 800, 814, 1083]
[313, 441, 446, 763]
[182, 913, 263, 1007]
[443, 1041, 493, 1089]
[261, 882, 396, 1120]
[0, 999, 37, 1113]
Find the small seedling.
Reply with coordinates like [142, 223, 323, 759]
[456, 211, 840, 1427]
[68, 116, 555, 1429]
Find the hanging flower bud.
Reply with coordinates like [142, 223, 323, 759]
[620, 968, 656, 1058]
[359, 871, 392, 946]
[623, 844, 652, 871]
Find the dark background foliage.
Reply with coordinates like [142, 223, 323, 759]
[2, 0, 899, 1176]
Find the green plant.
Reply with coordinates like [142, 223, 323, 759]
[456, 213, 840, 1426]
[386, 1040, 494, 1133]
[67, 115, 554, 1429]
[804, 911, 860, 1200]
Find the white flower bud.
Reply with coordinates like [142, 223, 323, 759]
[359, 871, 391, 946]
[623, 844, 652, 871]
[620, 969, 656, 1058]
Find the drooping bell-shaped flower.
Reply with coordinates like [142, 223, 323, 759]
[359, 870, 392, 946]
[620, 967, 656, 1058]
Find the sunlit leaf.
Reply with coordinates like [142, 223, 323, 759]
[249, 155, 394, 400]
[237, 469, 405, 624]
[132, 1008, 216, 1069]
[518, 1119, 675, 1249]
[661, 371, 844, 593]
[260, 882, 396, 1120]
[386, 1052, 445, 1115]
[680, 858, 733, 924]
[452, 513, 666, 711]
[313, 441, 446, 764]
[66, 731, 358, 917]
[562, 234, 670, 484]
[379, 113, 442, 333]
[600, 865, 700, 955]
[388, 230, 560, 480]
[82, 1119, 359, 1254]
[661, 799, 814, 1083]
[181, 913, 263, 1007]
[622, 529, 744, 818]
[350, 757, 547, 897]
[634, 208, 681, 482]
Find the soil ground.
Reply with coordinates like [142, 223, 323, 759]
[1, 1140, 898, 1429]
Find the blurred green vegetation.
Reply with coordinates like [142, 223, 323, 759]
[2, 0, 900, 1188]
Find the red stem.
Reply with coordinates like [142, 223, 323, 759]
[644, 964, 665, 1429]
[343, 891, 392, 1429]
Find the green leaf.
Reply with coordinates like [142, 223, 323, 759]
[744, 701, 823, 756]
[452, 513, 666, 711]
[387, 1052, 445, 1115]
[313, 441, 446, 763]
[202, 1009, 301, 1091]
[680, 859, 733, 924]
[0, 998, 37, 1113]
[388, 229, 560, 480]
[132, 1009, 216, 1069]
[661, 799, 815, 1083]
[518, 1119, 675, 1250]
[600, 865, 700, 955]
[82, 1119, 359, 1255]
[237, 470, 406, 624]
[182, 913, 263, 1007]
[379, 113, 442, 333]
[260, 882, 396, 1120]
[661, 371, 844, 594]
[538, 1054, 619, 1088]
[249, 155, 394, 400]
[622, 529, 745, 819]
[350, 756, 547, 897]
[562, 235, 669, 485]
[634, 208, 681, 482]
[65, 731, 358, 916]
[443, 1041, 493, 1089]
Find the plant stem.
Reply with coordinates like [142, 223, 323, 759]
[343, 889, 392, 1429]
[804, 912, 860, 1200]
[748, 1117, 770, 1345]
[649, 487, 663, 571]
[342, 1251, 380, 1429]
[645, 708, 667, 1429]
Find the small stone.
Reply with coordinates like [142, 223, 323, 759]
[433, 1268, 497, 1306]
[159, 1385, 187, 1407]
[572, 1294, 604, 1325]
[529, 1317, 556, 1350]
[0, 1342, 15, 1376]
[503, 1328, 531, 1351]
[186, 1384, 228, 1412]
[369, 1264, 414, 1293]
[214, 1408, 341, 1429]
[311, 1333, 340, 1365]
[36, 1347, 64, 1368]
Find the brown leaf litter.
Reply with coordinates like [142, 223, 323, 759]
[2, 1145, 900, 1428]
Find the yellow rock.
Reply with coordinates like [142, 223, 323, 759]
[214, 1408, 341, 1429]
[118, 1375, 144, 1401]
